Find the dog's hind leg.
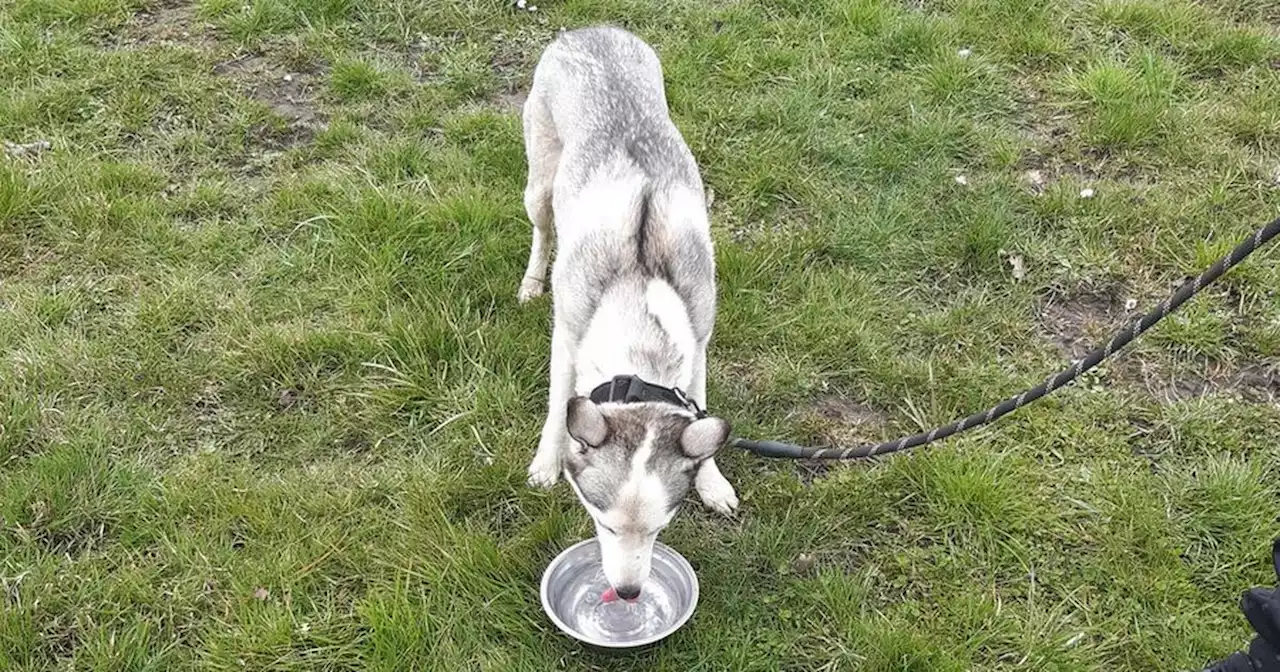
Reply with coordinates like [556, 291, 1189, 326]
[517, 95, 560, 304]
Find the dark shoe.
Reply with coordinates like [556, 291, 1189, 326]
[1206, 651, 1262, 672]
[1205, 539, 1280, 672]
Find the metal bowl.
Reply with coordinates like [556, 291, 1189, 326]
[540, 538, 698, 648]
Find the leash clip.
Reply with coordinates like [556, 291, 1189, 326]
[671, 386, 707, 419]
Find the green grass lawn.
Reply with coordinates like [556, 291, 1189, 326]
[2, 0, 1280, 669]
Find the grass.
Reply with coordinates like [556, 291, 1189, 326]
[1, 0, 1279, 669]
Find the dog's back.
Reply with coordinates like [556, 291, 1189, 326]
[523, 27, 715, 342]
[529, 26, 700, 195]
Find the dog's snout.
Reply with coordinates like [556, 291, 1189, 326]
[615, 585, 641, 600]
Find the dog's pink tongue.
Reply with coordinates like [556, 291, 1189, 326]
[602, 587, 640, 603]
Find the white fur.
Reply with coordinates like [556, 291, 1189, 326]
[588, 428, 679, 589]
[521, 27, 738, 548]
[645, 279, 696, 384]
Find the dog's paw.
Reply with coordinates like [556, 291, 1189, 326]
[527, 454, 560, 489]
[517, 277, 545, 304]
[696, 476, 739, 516]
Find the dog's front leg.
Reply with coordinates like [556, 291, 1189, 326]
[688, 343, 739, 515]
[528, 321, 574, 488]
[696, 459, 738, 515]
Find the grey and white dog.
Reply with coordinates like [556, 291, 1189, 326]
[519, 26, 738, 600]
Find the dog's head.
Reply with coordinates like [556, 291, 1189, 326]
[561, 396, 729, 599]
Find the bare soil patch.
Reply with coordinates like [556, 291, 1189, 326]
[1038, 287, 1131, 360]
[214, 53, 327, 149]
[117, 1, 215, 49]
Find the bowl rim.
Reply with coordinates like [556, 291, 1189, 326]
[539, 537, 699, 649]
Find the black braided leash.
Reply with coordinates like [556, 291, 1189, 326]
[731, 215, 1280, 460]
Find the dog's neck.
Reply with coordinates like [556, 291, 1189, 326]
[572, 280, 696, 396]
[574, 345, 688, 396]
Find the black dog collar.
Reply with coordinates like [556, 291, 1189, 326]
[588, 375, 706, 418]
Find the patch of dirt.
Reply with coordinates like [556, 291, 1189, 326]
[794, 458, 833, 484]
[116, 1, 215, 49]
[728, 202, 815, 245]
[1120, 358, 1280, 405]
[794, 395, 888, 484]
[213, 53, 326, 149]
[1010, 79, 1152, 195]
[1023, 168, 1048, 194]
[276, 387, 302, 411]
[493, 88, 528, 113]
[490, 41, 528, 82]
[402, 32, 455, 84]
[486, 27, 557, 112]
[1039, 288, 1278, 405]
[1197, 1, 1280, 25]
[1037, 287, 1133, 360]
[339, 430, 371, 455]
[1015, 132, 1129, 196]
[823, 519, 911, 578]
[812, 396, 887, 426]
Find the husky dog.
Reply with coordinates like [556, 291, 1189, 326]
[519, 26, 738, 600]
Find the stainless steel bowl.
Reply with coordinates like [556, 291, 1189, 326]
[540, 538, 698, 648]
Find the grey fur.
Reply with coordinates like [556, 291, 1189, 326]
[519, 26, 739, 592]
[563, 403, 698, 514]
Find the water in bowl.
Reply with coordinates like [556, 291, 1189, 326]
[562, 567, 677, 643]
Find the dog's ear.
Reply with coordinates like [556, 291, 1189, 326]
[566, 397, 609, 448]
[681, 416, 730, 460]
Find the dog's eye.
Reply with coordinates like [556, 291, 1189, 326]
[600, 524, 618, 536]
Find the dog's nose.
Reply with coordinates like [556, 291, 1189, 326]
[615, 585, 641, 601]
